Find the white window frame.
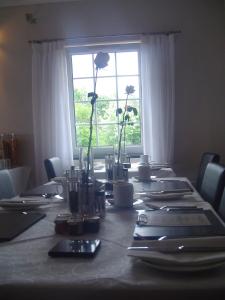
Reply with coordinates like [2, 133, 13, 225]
[66, 42, 143, 159]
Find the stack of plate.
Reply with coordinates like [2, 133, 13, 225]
[127, 237, 225, 272]
[0, 197, 53, 210]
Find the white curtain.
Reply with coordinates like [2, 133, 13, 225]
[32, 41, 73, 184]
[141, 34, 175, 164]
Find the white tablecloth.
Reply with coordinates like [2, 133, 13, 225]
[0, 178, 225, 300]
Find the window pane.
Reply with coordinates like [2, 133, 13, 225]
[72, 54, 93, 78]
[76, 125, 97, 147]
[96, 77, 117, 100]
[98, 125, 117, 146]
[94, 52, 116, 77]
[71, 48, 142, 152]
[116, 52, 138, 75]
[73, 79, 94, 101]
[97, 101, 117, 123]
[75, 102, 94, 123]
[117, 76, 139, 99]
[124, 124, 141, 145]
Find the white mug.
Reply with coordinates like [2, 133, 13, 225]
[113, 182, 134, 208]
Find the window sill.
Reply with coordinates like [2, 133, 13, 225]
[94, 162, 139, 179]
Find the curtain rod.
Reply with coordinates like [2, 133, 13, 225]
[28, 30, 181, 44]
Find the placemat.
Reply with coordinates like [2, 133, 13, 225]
[0, 211, 46, 241]
[134, 210, 225, 240]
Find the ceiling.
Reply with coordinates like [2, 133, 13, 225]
[0, 0, 80, 8]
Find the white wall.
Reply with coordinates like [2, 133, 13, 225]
[0, 0, 224, 182]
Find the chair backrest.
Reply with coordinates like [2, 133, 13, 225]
[0, 169, 16, 199]
[199, 162, 225, 210]
[196, 152, 220, 192]
[44, 157, 63, 181]
[218, 189, 225, 221]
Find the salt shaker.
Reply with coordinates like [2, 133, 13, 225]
[138, 154, 151, 181]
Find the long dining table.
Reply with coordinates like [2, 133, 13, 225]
[1, 172, 225, 300]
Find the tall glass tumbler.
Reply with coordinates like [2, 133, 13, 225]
[105, 154, 114, 181]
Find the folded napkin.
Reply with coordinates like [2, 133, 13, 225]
[0, 196, 48, 203]
[144, 191, 192, 200]
[151, 168, 175, 177]
[0, 196, 59, 210]
[127, 236, 225, 267]
[150, 163, 170, 168]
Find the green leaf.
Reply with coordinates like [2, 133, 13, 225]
[132, 107, 138, 116]
[127, 106, 132, 112]
[124, 114, 130, 121]
[88, 92, 97, 98]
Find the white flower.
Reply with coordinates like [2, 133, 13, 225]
[94, 52, 110, 69]
[125, 85, 135, 95]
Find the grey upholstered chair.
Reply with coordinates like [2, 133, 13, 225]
[199, 163, 225, 210]
[44, 157, 63, 181]
[218, 189, 225, 221]
[0, 169, 16, 199]
[196, 152, 220, 192]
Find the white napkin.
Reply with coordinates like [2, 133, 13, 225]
[127, 236, 225, 267]
[0, 196, 54, 210]
[144, 191, 192, 200]
[151, 168, 175, 177]
[0, 196, 47, 203]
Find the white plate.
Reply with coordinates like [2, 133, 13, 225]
[141, 259, 225, 272]
[128, 237, 225, 272]
[134, 176, 152, 182]
[107, 198, 142, 206]
[129, 249, 225, 272]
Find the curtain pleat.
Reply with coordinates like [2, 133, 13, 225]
[32, 41, 73, 184]
[141, 34, 175, 164]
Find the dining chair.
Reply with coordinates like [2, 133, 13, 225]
[199, 162, 225, 210]
[196, 152, 220, 192]
[0, 169, 16, 199]
[44, 157, 63, 181]
[218, 189, 225, 221]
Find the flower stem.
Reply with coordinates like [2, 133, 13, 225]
[86, 68, 98, 182]
[117, 94, 129, 164]
[123, 124, 126, 158]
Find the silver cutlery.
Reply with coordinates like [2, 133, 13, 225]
[145, 204, 201, 210]
[20, 193, 55, 198]
[136, 190, 192, 195]
[163, 207, 203, 212]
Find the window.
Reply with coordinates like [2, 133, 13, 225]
[67, 44, 142, 158]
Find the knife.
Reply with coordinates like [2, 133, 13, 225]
[20, 193, 56, 198]
[145, 204, 201, 210]
[136, 190, 192, 195]
[163, 207, 204, 212]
